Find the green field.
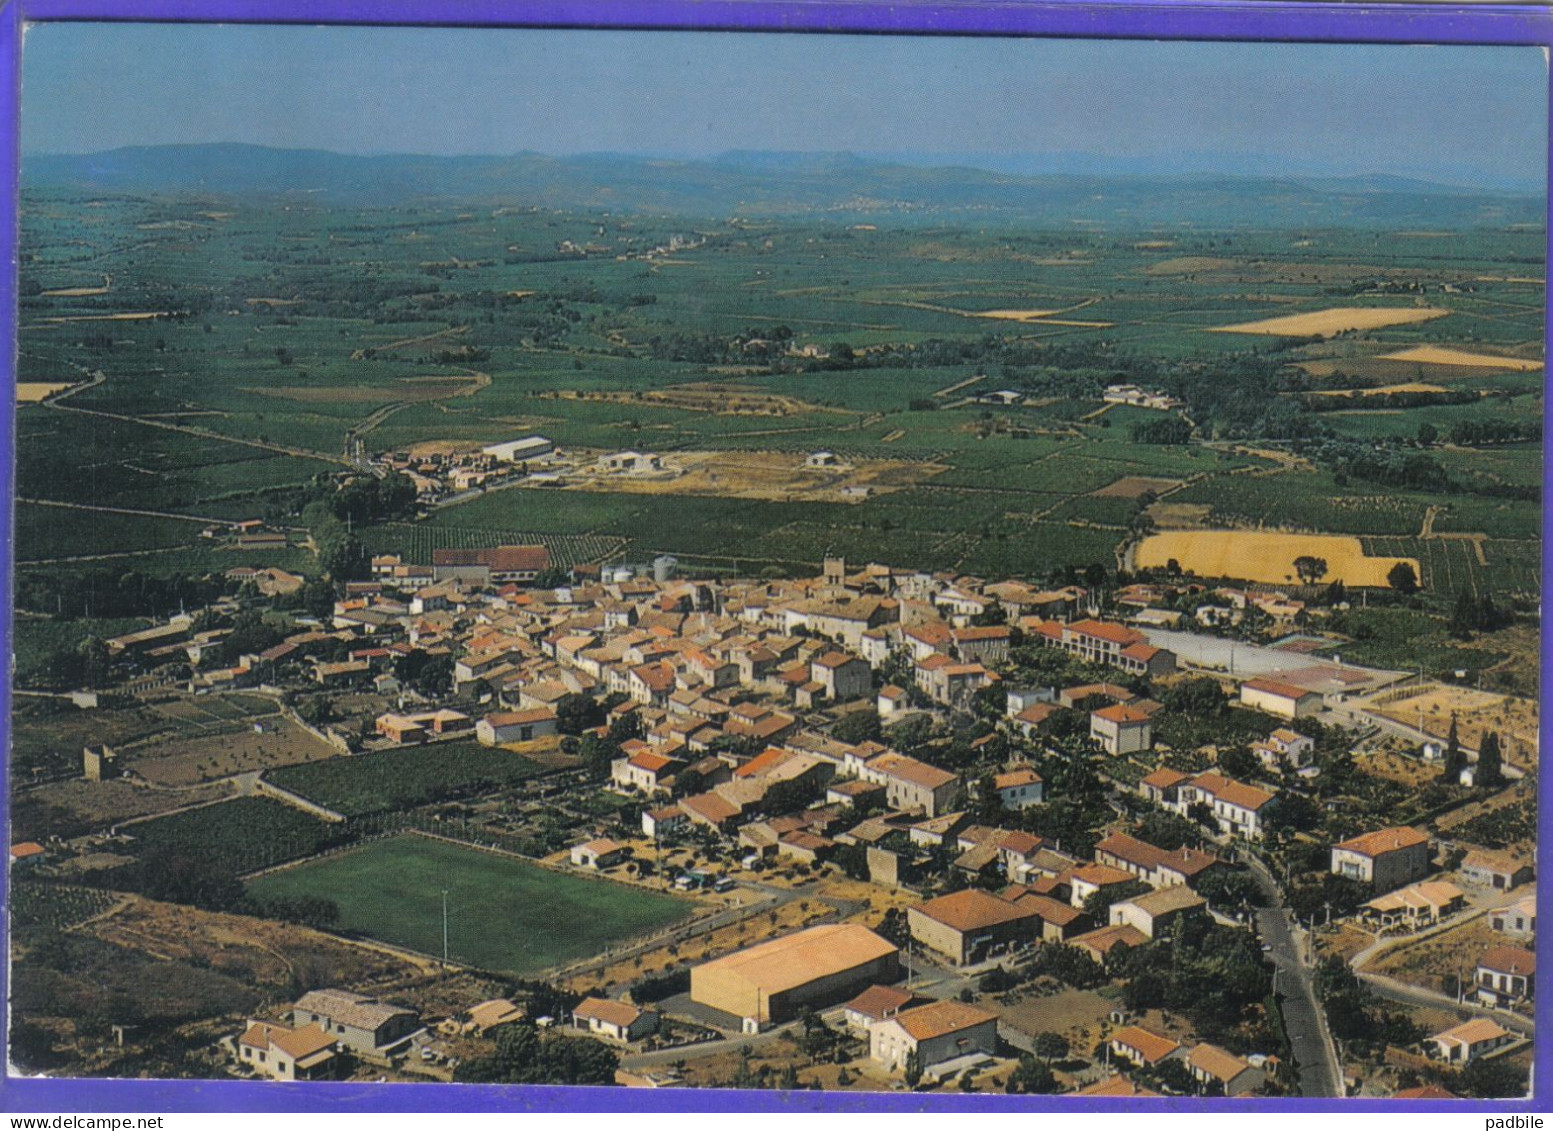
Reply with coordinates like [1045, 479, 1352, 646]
[12, 189, 1543, 601]
[263, 741, 543, 817]
[127, 796, 345, 874]
[246, 834, 695, 973]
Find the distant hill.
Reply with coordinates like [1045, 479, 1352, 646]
[23, 144, 1545, 228]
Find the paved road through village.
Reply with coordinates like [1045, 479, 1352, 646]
[1247, 857, 1343, 1097]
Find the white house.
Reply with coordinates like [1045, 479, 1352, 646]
[991, 767, 1044, 810]
[475, 708, 558, 746]
[869, 1001, 999, 1078]
[572, 998, 658, 1043]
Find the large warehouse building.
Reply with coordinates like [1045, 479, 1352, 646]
[690, 924, 900, 1031]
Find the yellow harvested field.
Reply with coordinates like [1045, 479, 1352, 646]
[17, 382, 73, 402]
[1309, 383, 1449, 398]
[972, 308, 1059, 322]
[1136, 530, 1418, 587]
[40, 312, 171, 323]
[1377, 346, 1543, 371]
[41, 285, 111, 297]
[1209, 306, 1451, 338]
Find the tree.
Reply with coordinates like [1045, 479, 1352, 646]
[1006, 1053, 1059, 1094]
[831, 710, 882, 745]
[903, 1048, 922, 1088]
[555, 693, 604, 736]
[1449, 588, 1478, 637]
[1084, 878, 1149, 922]
[1195, 868, 1265, 912]
[1033, 1031, 1070, 1065]
[1477, 730, 1505, 789]
[1216, 744, 1259, 781]
[76, 635, 110, 688]
[1386, 561, 1419, 594]
[1440, 714, 1465, 783]
[1460, 1054, 1528, 1099]
[1292, 556, 1328, 586]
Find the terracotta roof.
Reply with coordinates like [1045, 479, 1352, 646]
[912, 888, 1034, 932]
[1478, 945, 1536, 977]
[1190, 772, 1276, 812]
[433, 545, 550, 572]
[9, 842, 45, 859]
[1074, 1076, 1160, 1097]
[682, 791, 742, 824]
[1093, 703, 1152, 725]
[1118, 886, 1207, 918]
[483, 708, 557, 726]
[467, 999, 525, 1032]
[734, 747, 796, 778]
[1112, 1025, 1181, 1065]
[574, 997, 645, 1028]
[814, 651, 861, 669]
[1066, 619, 1143, 646]
[953, 625, 1012, 641]
[694, 924, 897, 996]
[993, 768, 1043, 790]
[1141, 767, 1190, 790]
[1394, 1085, 1457, 1099]
[629, 751, 680, 773]
[1014, 703, 1058, 726]
[1009, 893, 1083, 926]
[843, 984, 916, 1021]
[631, 663, 678, 693]
[1071, 862, 1135, 887]
[270, 1023, 337, 1062]
[1187, 1043, 1253, 1084]
[887, 1000, 998, 1042]
[1072, 922, 1148, 958]
[873, 752, 957, 791]
[293, 989, 413, 1034]
[1432, 1018, 1510, 1046]
[1335, 826, 1428, 858]
[1242, 677, 1319, 701]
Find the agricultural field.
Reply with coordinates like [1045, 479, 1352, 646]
[1134, 529, 1417, 587]
[246, 834, 696, 974]
[1209, 305, 1452, 337]
[123, 796, 348, 875]
[14, 190, 1543, 595]
[261, 741, 544, 817]
[1354, 683, 1538, 769]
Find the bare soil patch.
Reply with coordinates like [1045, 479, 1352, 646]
[11, 779, 236, 841]
[1368, 915, 1503, 995]
[1356, 684, 1538, 769]
[1093, 475, 1182, 499]
[551, 384, 836, 417]
[574, 449, 946, 504]
[128, 715, 339, 788]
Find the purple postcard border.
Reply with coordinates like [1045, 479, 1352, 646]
[0, 0, 1548, 1115]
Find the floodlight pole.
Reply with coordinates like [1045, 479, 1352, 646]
[442, 888, 450, 963]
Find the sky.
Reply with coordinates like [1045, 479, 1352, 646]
[20, 24, 1550, 189]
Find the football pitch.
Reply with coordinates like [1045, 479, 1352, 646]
[246, 835, 695, 974]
